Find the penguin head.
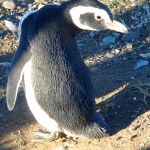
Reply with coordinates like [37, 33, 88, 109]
[63, 0, 128, 33]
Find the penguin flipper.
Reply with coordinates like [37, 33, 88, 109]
[6, 36, 31, 111]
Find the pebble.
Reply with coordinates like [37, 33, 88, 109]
[130, 134, 137, 140]
[115, 49, 120, 54]
[103, 36, 116, 43]
[3, 1, 16, 10]
[20, 140, 26, 146]
[139, 143, 144, 147]
[0, 31, 3, 35]
[100, 43, 110, 47]
[90, 67, 98, 72]
[21, 2, 28, 6]
[55, 146, 66, 150]
[112, 32, 121, 38]
[89, 31, 95, 37]
[19, 0, 33, 2]
[126, 43, 133, 50]
[116, 136, 122, 140]
[122, 31, 141, 42]
[19, 91, 25, 97]
[146, 37, 150, 43]
[77, 43, 85, 49]
[0, 113, 7, 122]
[129, 125, 140, 131]
[64, 140, 77, 147]
[133, 97, 137, 101]
[139, 53, 150, 58]
[106, 52, 114, 58]
[3, 74, 8, 79]
[134, 60, 149, 69]
[34, 0, 47, 4]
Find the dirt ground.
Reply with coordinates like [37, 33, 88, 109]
[0, 0, 150, 150]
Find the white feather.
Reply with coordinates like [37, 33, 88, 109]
[23, 60, 60, 132]
[70, 6, 111, 30]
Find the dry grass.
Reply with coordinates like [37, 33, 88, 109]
[133, 81, 150, 106]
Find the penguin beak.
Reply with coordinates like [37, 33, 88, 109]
[106, 20, 128, 33]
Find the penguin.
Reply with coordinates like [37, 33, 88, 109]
[6, 0, 128, 141]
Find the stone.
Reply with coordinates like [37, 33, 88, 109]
[3, 1, 16, 10]
[133, 97, 137, 101]
[21, 2, 28, 5]
[129, 125, 140, 131]
[0, 113, 7, 122]
[112, 32, 121, 38]
[116, 136, 122, 140]
[77, 43, 85, 49]
[64, 140, 77, 147]
[102, 36, 116, 43]
[122, 31, 141, 42]
[89, 31, 95, 37]
[55, 146, 66, 150]
[19, 0, 33, 2]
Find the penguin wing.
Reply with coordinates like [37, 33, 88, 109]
[6, 15, 32, 111]
[6, 41, 31, 111]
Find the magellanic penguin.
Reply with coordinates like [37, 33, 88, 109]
[6, 0, 128, 140]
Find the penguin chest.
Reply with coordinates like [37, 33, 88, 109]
[23, 60, 60, 132]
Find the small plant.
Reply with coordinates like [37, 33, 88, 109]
[133, 81, 150, 106]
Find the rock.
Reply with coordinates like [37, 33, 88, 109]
[34, 0, 47, 4]
[89, 31, 95, 37]
[89, 31, 98, 37]
[122, 31, 141, 42]
[3, 74, 8, 79]
[140, 53, 150, 58]
[116, 136, 122, 140]
[129, 125, 140, 131]
[0, 30, 3, 35]
[90, 67, 98, 72]
[130, 134, 137, 140]
[126, 43, 133, 50]
[112, 32, 121, 38]
[64, 140, 77, 147]
[100, 43, 110, 47]
[134, 60, 149, 69]
[77, 43, 85, 49]
[55, 146, 66, 150]
[19, 0, 33, 2]
[146, 37, 150, 43]
[4, 20, 18, 31]
[0, 113, 7, 122]
[21, 2, 28, 5]
[133, 97, 137, 101]
[19, 91, 25, 97]
[115, 49, 120, 54]
[3, 1, 16, 10]
[102, 36, 116, 43]
[106, 52, 114, 58]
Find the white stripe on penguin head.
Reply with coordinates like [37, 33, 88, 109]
[70, 6, 112, 30]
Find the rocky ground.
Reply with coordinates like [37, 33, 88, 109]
[0, 0, 150, 150]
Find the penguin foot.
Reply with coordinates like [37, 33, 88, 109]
[31, 129, 62, 142]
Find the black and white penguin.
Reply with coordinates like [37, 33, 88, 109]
[6, 0, 128, 140]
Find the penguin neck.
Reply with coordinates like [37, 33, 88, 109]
[60, 2, 83, 36]
[37, 4, 82, 37]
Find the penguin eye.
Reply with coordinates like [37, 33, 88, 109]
[95, 15, 102, 21]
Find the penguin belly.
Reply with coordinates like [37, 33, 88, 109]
[23, 60, 60, 133]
